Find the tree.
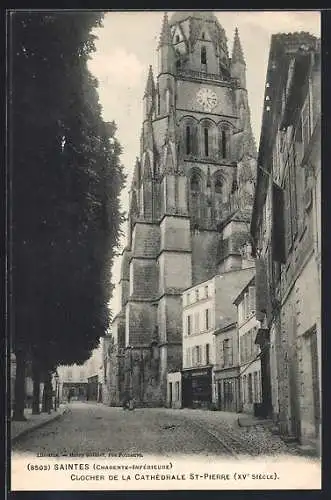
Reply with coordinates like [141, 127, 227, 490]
[10, 12, 125, 419]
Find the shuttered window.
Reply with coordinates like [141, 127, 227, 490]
[248, 286, 256, 315]
[218, 340, 224, 368]
[284, 168, 292, 255]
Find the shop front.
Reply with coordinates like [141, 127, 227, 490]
[182, 367, 212, 409]
[214, 367, 240, 412]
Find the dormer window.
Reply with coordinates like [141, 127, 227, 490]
[201, 46, 207, 65]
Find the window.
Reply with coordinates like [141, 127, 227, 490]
[242, 375, 247, 403]
[187, 315, 191, 335]
[253, 371, 259, 402]
[191, 172, 201, 192]
[205, 344, 210, 365]
[187, 292, 190, 304]
[201, 32, 205, 40]
[195, 289, 199, 301]
[157, 92, 160, 115]
[204, 127, 209, 156]
[222, 130, 227, 158]
[248, 286, 256, 315]
[204, 285, 209, 298]
[201, 46, 207, 65]
[186, 126, 191, 155]
[175, 34, 180, 43]
[215, 177, 223, 194]
[223, 339, 233, 367]
[193, 346, 201, 365]
[248, 373, 253, 404]
[205, 308, 210, 330]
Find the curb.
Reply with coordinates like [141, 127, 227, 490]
[11, 407, 67, 445]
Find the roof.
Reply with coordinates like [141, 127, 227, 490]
[213, 267, 255, 328]
[169, 11, 217, 25]
[233, 275, 255, 305]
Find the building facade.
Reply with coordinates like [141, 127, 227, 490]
[181, 268, 254, 409]
[111, 11, 257, 406]
[234, 277, 262, 414]
[57, 363, 89, 402]
[213, 321, 240, 412]
[250, 33, 321, 452]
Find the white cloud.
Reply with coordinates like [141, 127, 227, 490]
[89, 48, 144, 87]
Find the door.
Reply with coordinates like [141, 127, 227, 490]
[169, 382, 173, 407]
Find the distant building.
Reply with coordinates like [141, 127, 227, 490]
[233, 276, 262, 415]
[57, 363, 88, 402]
[250, 32, 321, 452]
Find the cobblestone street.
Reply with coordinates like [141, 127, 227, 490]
[12, 402, 303, 459]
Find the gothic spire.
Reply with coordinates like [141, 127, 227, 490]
[232, 27, 245, 65]
[144, 65, 155, 97]
[158, 12, 172, 48]
[132, 157, 141, 189]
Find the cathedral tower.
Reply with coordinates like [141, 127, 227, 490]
[113, 11, 257, 406]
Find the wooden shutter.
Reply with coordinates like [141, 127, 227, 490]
[289, 144, 298, 237]
[218, 340, 224, 368]
[284, 169, 292, 255]
[272, 182, 286, 263]
[248, 286, 256, 314]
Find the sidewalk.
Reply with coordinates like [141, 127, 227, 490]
[11, 404, 67, 443]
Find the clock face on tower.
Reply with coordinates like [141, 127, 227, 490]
[196, 88, 218, 112]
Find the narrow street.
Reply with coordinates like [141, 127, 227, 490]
[12, 402, 299, 459]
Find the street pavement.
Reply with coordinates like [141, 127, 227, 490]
[11, 401, 304, 458]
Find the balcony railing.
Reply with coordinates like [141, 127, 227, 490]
[177, 68, 239, 86]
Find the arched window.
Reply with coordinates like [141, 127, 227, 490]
[186, 126, 191, 155]
[215, 177, 223, 194]
[222, 130, 227, 158]
[204, 127, 209, 157]
[201, 46, 207, 65]
[190, 172, 201, 192]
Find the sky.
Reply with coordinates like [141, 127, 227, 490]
[87, 10, 320, 318]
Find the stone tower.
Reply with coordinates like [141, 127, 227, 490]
[111, 11, 257, 406]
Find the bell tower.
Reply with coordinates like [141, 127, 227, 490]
[111, 11, 257, 407]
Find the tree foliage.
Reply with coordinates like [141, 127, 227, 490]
[10, 12, 125, 372]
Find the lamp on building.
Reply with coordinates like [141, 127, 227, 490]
[54, 372, 59, 411]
